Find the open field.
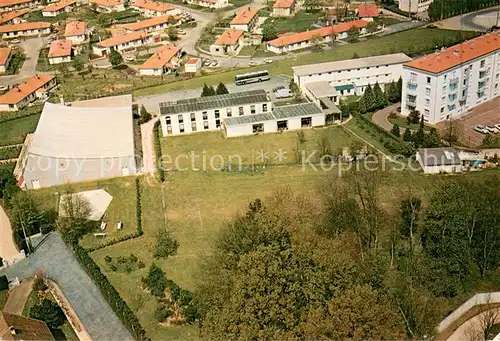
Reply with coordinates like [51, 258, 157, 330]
[269, 11, 320, 34]
[161, 126, 356, 169]
[133, 28, 478, 97]
[0, 114, 40, 146]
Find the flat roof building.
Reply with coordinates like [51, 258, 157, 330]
[416, 147, 462, 174]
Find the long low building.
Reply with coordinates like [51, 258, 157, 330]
[159, 89, 272, 136]
[122, 15, 176, 33]
[0, 9, 29, 25]
[89, 0, 125, 12]
[401, 32, 499, 124]
[223, 102, 326, 137]
[0, 22, 51, 38]
[93, 31, 152, 56]
[0, 74, 57, 111]
[42, 0, 77, 16]
[293, 53, 412, 105]
[17, 95, 137, 190]
[0, 0, 40, 12]
[130, 0, 180, 17]
[185, 0, 228, 9]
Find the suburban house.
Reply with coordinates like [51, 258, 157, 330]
[93, 31, 151, 56]
[210, 29, 245, 55]
[48, 39, 73, 65]
[130, 0, 180, 17]
[17, 95, 137, 190]
[184, 57, 201, 73]
[266, 19, 367, 54]
[0, 22, 51, 39]
[223, 103, 326, 137]
[0, 74, 57, 111]
[0, 0, 41, 12]
[0, 9, 29, 25]
[416, 148, 462, 174]
[293, 53, 411, 106]
[401, 32, 500, 124]
[230, 7, 259, 32]
[0, 47, 12, 73]
[89, 0, 125, 12]
[122, 15, 176, 33]
[399, 0, 433, 14]
[159, 89, 272, 136]
[185, 0, 228, 9]
[357, 2, 379, 21]
[64, 20, 87, 44]
[0, 311, 54, 341]
[138, 44, 182, 76]
[272, 0, 296, 17]
[42, 0, 77, 17]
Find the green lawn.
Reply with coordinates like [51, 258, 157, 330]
[388, 113, 432, 131]
[267, 11, 321, 34]
[133, 28, 478, 97]
[375, 16, 404, 26]
[0, 145, 21, 160]
[22, 288, 39, 316]
[0, 114, 40, 146]
[344, 115, 392, 155]
[160, 126, 356, 169]
[0, 290, 8, 310]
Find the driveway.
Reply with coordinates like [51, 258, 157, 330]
[3, 279, 32, 315]
[0, 204, 19, 265]
[0, 232, 134, 341]
[0, 37, 45, 86]
[371, 102, 401, 132]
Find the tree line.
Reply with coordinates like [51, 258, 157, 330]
[194, 171, 500, 339]
[428, 0, 499, 21]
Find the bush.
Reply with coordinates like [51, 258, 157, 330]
[29, 298, 65, 328]
[138, 261, 145, 269]
[154, 305, 173, 322]
[33, 277, 48, 292]
[105, 255, 112, 263]
[129, 254, 138, 263]
[154, 229, 179, 259]
[0, 275, 8, 290]
[153, 121, 165, 182]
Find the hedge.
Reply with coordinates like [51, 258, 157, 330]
[0, 105, 43, 124]
[74, 245, 146, 340]
[86, 232, 141, 252]
[153, 121, 165, 182]
[135, 177, 143, 236]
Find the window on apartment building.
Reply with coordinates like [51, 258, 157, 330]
[441, 96, 446, 102]
[215, 109, 220, 118]
[191, 122, 197, 131]
[202, 111, 208, 120]
[178, 114, 183, 123]
[425, 98, 430, 106]
[204, 121, 209, 130]
[480, 60, 485, 68]
[410, 72, 417, 81]
[440, 107, 444, 113]
[442, 85, 446, 92]
[190, 113, 196, 122]
[165, 116, 171, 125]
[426, 76, 431, 84]
[496, 73, 499, 79]
[463, 79, 467, 85]
[179, 124, 185, 133]
[376, 66, 380, 68]
[462, 89, 467, 97]
[250, 105, 256, 114]
[239, 106, 244, 115]
[426, 88, 431, 95]
[444, 75, 447, 80]
[424, 109, 429, 116]
[226, 108, 232, 117]
[357, 68, 360, 71]
[262, 103, 268, 112]
[215, 119, 220, 128]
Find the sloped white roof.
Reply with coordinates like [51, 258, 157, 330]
[29, 96, 135, 159]
[59, 189, 113, 221]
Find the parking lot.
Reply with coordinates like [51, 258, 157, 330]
[438, 98, 500, 147]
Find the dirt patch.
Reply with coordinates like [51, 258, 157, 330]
[101, 83, 132, 93]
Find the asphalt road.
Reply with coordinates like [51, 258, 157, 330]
[0, 232, 134, 341]
[0, 37, 45, 86]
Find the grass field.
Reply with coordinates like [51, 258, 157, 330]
[133, 28, 478, 97]
[268, 11, 321, 34]
[0, 114, 40, 146]
[160, 126, 356, 169]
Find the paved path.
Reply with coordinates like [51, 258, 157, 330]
[371, 102, 401, 132]
[0, 204, 19, 265]
[140, 116, 158, 174]
[434, 5, 500, 32]
[0, 38, 45, 86]
[3, 279, 32, 315]
[0, 233, 134, 341]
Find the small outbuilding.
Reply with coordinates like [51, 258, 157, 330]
[416, 147, 462, 174]
[184, 58, 201, 73]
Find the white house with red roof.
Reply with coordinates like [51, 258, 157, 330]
[210, 29, 245, 55]
[93, 31, 153, 56]
[402, 32, 500, 124]
[0, 22, 51, 38]
[357, 3, 379, 22]
[0, 47, 12, 73]
[184, 57, 201, 73]
[230, 7, 259, 32]
[272, 0, 296, 17]
[42, 0, 77, 17]
[0, 9, 29, 25]
[48, 39, 73, 64]
[138, 44, 182, 76]
[185, 0, 227, 9]
[0, 74, 57, 111]
[89, 0, 125, 12]
[0, 0, 41, 12]
[64, 21, 87, 44]
[130, 0, 180, 17]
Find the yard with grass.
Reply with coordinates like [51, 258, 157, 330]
[0, 114, 40, 146]
[388, 113, 432, 131]
[133, 28, 478, 97]
[267, 11, 321, 34]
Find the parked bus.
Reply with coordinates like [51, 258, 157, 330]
[234, 70, 270, 85]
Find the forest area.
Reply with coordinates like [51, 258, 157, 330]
[194, 170, 500, 339]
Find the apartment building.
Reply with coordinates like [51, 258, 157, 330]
[159, 90, 272, 136]
[0, 9, 29, 25]
[0, 22, 51, 38]
[230, 7, 259, 32]
[0, 0, 40, 12]
[272, 0, 296, 17]
[138, 44, 182, 76]
[0, 74, 57, 111]
[64, 20, 87, 44]
[398, 0, 433, 14]
[42, 0, 77, 16]
[130, 0, 180, 17]
[293, 53, 411, 105]
[401, 32, 500, 124]
[93, 31, 151, 56]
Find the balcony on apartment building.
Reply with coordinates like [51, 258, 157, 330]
[449, 76, 459, 85]
[406, 95, 417, 106]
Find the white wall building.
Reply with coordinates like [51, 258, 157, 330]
[416, 148, 462, 174]
[159, 90, 272, 136]
[223, 102, 325, 137]
[138, 44, 182, 76]
[89, 0, 125, 12]
[398, 0, 433, 14]
[0, 0, 40, 12]
[48, 39, 73, 65]
[210, 29, 245, 55]
[293, 53, 412, 104]
[184, 58, 201, 73]
[0, 47, 12, 73]
[0, 74, 57, 111]
[401, 32, 500, 124]
[64, 21, 87, 44]
[93, 32, 152, 56]
[42, 0, 77, 17]
[0, 22, 51, 39]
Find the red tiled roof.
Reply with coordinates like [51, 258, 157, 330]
[273, 0, 294, 8]
[230, 7, 258, 25]
[0, 47, 12, 66]
[267, 20, 367, 47]
[358, 3, 379, 18]
[138, 44, 181, 69]
[186, 57, 199, 64]
[0, 9, 29, 25]
[0, 22, 51, 33]
[405, 32, 500, 74]
[48, 39, 72, 58]
[42, 0, 76, 12]
[0, 312, 54, 341]
[122, 15, 174, 31]
[0, 74, 55, 105]
[97, 31, 147, 47]
[214, 29, 244, 45]
[0, 0, 36, 8]
[64, 20, 87, 36]
[131, 0, 176, 12]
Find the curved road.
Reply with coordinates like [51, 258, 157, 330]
[460, 5, 500, 31]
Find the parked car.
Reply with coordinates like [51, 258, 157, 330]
[275, 88, 292, 99]
[486, 125, 499, 134]
[210, 60, 219, 67]
[9, 39, 20, 44]
[0, 85, 8, 91]
[203, 59, 212, 67]
[264, 58, 273, 64]
[124, 55, 135, 62]
[474, 125, 489, 134]
[177, 29, 186, 35]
